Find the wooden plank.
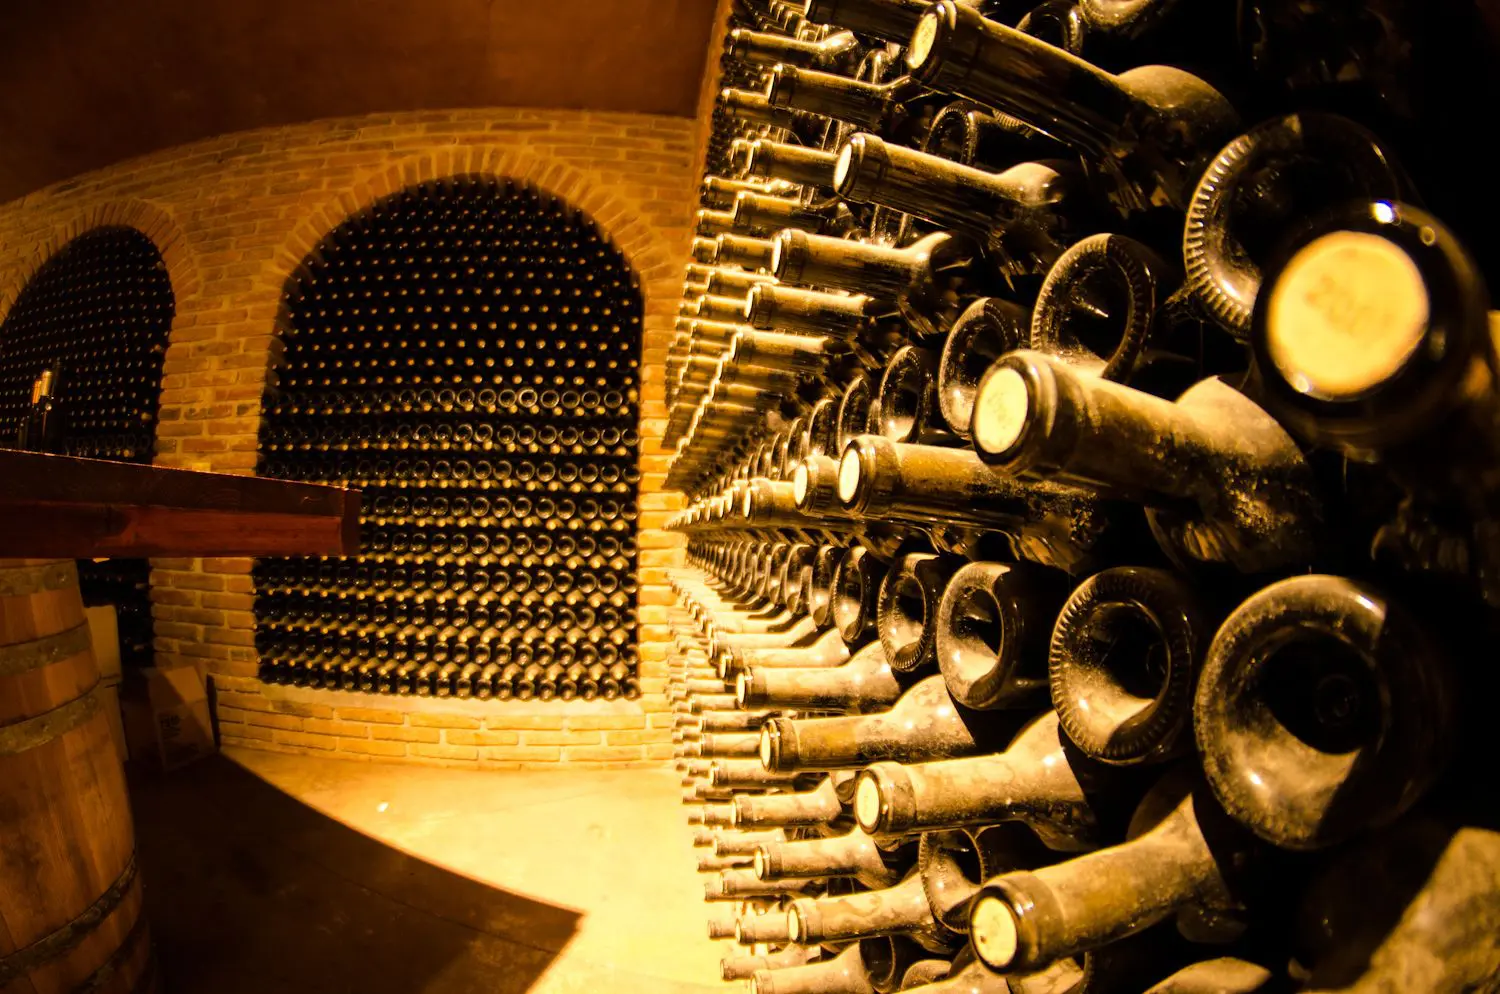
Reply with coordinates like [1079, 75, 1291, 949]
[0, 450, 360, 557]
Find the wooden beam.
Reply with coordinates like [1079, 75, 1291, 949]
[0, 449, 360, 557]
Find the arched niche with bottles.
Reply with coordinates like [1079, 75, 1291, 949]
[253, 176, 644, 701]
[0, 225, 174, 671]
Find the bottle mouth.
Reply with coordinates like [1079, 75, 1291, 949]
[971, 364, 1032, 459]
[833, 142, 856, 191]
[853, 772, 885, 832]
[969, 893, 1022, 970]
[906, 9, 942, 73]
[836, 446, 863, 505]
[1263, 228, 1429, 401]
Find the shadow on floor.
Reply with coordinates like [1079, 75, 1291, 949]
[128, 755, 582, 994]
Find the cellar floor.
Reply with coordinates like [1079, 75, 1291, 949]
[127, 749, 726, 994]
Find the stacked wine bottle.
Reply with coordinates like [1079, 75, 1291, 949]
[254, 177, 644, 701]
[665, 0, 1500, 990]
[0, 225, 172, 669]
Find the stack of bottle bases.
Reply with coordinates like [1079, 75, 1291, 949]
[663, 0, 1500, 990]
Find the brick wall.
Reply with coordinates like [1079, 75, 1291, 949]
[0, 107, 695, 767]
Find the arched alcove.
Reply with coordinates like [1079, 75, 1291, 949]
[253, 175, 644, 701]
[0, 224, 175, 670]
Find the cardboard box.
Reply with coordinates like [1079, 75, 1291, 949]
[85, 605, 121, 681]
[120, 665, 215, 771]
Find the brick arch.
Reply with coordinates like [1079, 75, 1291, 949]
[272, 146, 680, 302]
[0, 199, 201, 329]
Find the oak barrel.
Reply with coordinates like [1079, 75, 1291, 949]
[0, 559, 154, 994]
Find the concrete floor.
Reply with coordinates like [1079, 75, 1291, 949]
[128, 748, 726, 994]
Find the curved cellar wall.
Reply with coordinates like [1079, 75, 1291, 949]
[0, 225, 174, 672]
[0, 107, 702, 765]
[254, 177, 644, 702]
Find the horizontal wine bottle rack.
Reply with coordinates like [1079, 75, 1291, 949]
[254, 177, 643, 700]
[0, 225, 172, 670]
[667, 0, 1500, 990]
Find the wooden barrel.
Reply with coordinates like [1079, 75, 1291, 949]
[0, 559, 154, 994]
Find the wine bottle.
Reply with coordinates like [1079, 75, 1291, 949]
[722, 625, 852, 675]
[971, 350, 1322, 573]
[733, 773, 851, 828]
[747, 284, 881, 339]
[742, 139, 842, 189]
[874, 346, 953, 445]
[759, 674, 1017, 772]
[1194, 575, 1454, 850]
[967, 768, 1253, 973]
[836, 434, 1110, 572]
[930, 560, 1074, 716]
[738, 641, 903, 713]
[717, 233, 780, 272]
[904, 1, 1238, 211]
[833, 132, 1080, 275]
[733, 192, 852, 237]
[876, 549, 963, 673]
[751, 944, 877, 994]
[1292, 818, 1500, 994]
[766, 64, 915, 133]
[1029, 233, 1194, 388]
[720, 86, 801, 130]
[727, 26, 859, 69]
[853, 711, 1127, 850]
[1140, 959, 1279, 994]
[755, 827, 911, 888]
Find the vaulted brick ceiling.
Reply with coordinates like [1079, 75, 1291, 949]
[0, 0, 719, 204]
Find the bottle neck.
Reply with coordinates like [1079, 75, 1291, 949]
[837, 133, 1068, 238]
[746, 140, 840, 189]
[742, 643, 900, 711]
[969, 776, 1235, 972]
[840, 435, 1043, 529]
[749, 944, 868, 994]
[858, 713, 1104, 850]
[757, 829, 889, 881]
[762, 675, 997, 771]
[788, 872, 932, 942]
[748, 284, 874, 337]
[733, 776, 844, 827]
[767, 65, 901, 131]
[719, 87, 799, 130]
[907, 3, 1133, 155]
[774, 229, 944, 299]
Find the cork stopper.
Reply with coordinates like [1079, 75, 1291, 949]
[972, 366, 1030, 456]
[1265, 230, 1429, 400]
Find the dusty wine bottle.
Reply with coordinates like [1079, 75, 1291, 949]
[836, 434, 1109, 573]
[759, 674, 1016, 772]
[743, 139, 842, 190]
[737, 641, 903, 713]
[1194, 574, 1454, 850]
[971, 350, 1322, 573]
[853, 711, 1126, 850]
[968, 768, 1252, 973]
[904, 1, 1238, 211]
[833, 133, 1077, 275]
